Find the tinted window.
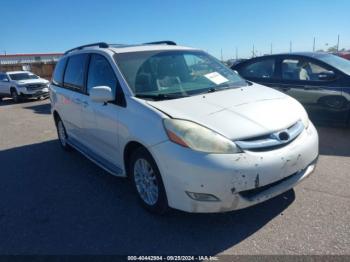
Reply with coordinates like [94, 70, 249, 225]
[52, 57, 67, 85]
[282, 59, 330, 81]
[64, 54, 89, 91]
[87, 54, 117, 96]
[240, 59, 275, 79]
[0, 73, 8, 81]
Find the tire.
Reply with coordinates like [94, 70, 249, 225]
[11, 89, 20, 103]
[56, 118, 72, 151]
[129, 147, 168, 214]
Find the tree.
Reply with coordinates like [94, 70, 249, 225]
[327, 45, 338, 52]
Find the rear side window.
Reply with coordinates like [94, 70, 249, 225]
[63, 54, 89, 91]
[240, 59, 275, 79]
[52, 57, 67, 86]
[87, 54, 117, 96]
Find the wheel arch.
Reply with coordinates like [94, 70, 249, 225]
[123, 141, 150, 177]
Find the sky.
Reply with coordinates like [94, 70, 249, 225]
[1, 0, 350, 59]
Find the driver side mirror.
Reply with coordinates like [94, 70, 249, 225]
[318, 71, 336, 81]
[90, 86, 114, 103]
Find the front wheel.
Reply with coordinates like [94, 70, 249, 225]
[56, 118, 72, 151]
[11, 90, 20, 103]
[129, 147, 168, 214]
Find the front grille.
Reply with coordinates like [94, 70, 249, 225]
[26, 84, 46, 90]
[235, 120, 304, 151]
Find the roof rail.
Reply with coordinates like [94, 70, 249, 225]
[64, 42, 109, 55]
[143, 41, 177, 46]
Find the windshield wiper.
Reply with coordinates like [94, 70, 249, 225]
[135, 93, 188, 101]
[199, 84, 237, 95]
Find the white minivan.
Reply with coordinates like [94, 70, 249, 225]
[50, 42, 319, 214]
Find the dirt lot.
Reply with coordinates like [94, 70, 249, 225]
[0, 99, 349, 255]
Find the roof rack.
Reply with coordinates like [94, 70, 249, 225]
[64, 42, 109, 55]
[143, 41, 177, 46]
[64, 41, 177, 55]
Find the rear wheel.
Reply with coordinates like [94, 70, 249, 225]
[56, 118, 72, 151]
[11, 89, 20, 103]
[129, 147, 168, 214]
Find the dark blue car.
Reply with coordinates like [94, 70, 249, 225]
[232, 52, 350, 126]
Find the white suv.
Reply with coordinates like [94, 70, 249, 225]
[50, 42, 319, 214]
[0, 71, 49, 102]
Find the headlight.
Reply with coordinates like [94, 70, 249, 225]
[300, 109, 310, 129]
[163, 119, 241, 154]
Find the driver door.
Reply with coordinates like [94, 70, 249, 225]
[277, 57, 347, 125]
[80, 53, 123, 173]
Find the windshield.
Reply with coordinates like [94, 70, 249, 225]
[8, 73, 39, 81]
[318, 54, 350, 75]
[115, 50, 247, 100]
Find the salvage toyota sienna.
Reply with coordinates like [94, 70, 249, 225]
[50, 41, 319, 213]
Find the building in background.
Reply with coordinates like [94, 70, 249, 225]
[0, 53, 63, 80]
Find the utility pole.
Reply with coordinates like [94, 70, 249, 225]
[220, 48, 223, 61]
[235, 47, 238, 60]
[289, 41, 292, 53]
[337, 34, 340, 52]
[252, 45, 255, 58]
[313, 37, 316, 52]
[270, 43, 273, 55]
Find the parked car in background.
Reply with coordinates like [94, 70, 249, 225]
[227, 58, 247, 68]
[336, 52, 350, 61]
[51, 42, 318, 214]
[232, 53, 350, 126]
[0, 71, 49, 102]
[232, 53, 350, 125]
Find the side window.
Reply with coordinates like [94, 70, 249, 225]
[282, 58, 331, 81]
[0, 73, 9, 81]
[52, 57, 67, 86]
[87, 54, 117, 96]
[63, 54, 89, 91]
[240, 59, 275, 79]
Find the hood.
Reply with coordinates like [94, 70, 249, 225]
[16, 78, 49, 85]
[147, 84, 306, 140]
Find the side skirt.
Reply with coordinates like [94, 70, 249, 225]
[67, 137, 124, 177]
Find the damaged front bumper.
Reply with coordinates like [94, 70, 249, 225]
[150, 122, 319, 213]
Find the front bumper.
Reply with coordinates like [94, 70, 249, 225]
[19, 87, 49, 98]
[150, 122, 319, 213]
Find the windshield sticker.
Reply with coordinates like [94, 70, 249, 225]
[204, 72, 229, 85]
